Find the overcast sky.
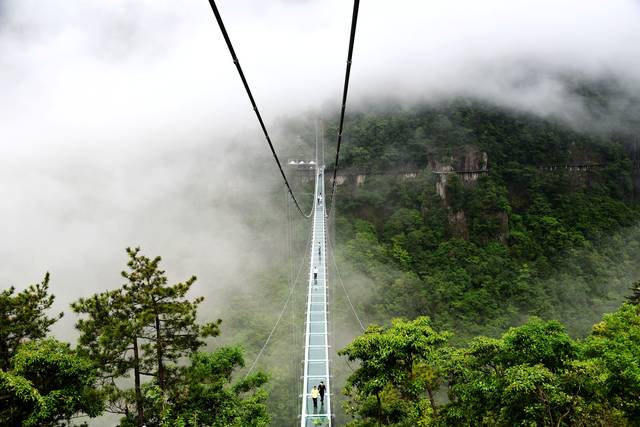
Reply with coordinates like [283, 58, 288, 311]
[1, 0, 639, 339]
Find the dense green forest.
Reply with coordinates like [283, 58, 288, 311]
[275, 93, 640, 424]
[340, 299, 640, 426]
[314, 98, 640, 340]
[3, 92, 640, 426]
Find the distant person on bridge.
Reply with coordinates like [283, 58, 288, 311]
[318, 194, 323, 205]
[313, 266, 318, 282]
[318, 381, 326, 404]
[318, 242, 321, 257]
[311, 386, 320, 411]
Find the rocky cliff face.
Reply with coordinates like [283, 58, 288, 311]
[428, 145, 488, 173]
[430, 145, 489, 200]
[428, 146, 500, 241]
[322, 137, 638, 244]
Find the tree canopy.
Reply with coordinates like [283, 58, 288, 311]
[0, 273, 62, 370]
[0, 338, 102, 426]
[71, 247, 266, 427]
[340, 303, 640, 426]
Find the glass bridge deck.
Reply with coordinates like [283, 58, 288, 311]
[300, 169, 331, 427]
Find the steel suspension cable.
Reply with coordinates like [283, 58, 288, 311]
[328, 233, 366, 332]
[244, 224, 313, 378]
[286, 187, 296, 416]
[206, 0, 312, 218]
[327, 0, 361, 215]
[326, 186, 366, 331]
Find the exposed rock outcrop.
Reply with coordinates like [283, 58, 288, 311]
[430, 146, 489, 200]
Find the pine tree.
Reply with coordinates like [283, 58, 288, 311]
[627, 279, 640, 305]
[73, 247, 221, 427]
[122, 247, 221, 392]
[0, 273, 62, 370]
[72, 288, 143, 423]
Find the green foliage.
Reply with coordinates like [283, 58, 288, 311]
[154, 347, 270, 427]
[0, 273, 63, 370]
[72, 247, 222, 426]
[384, 208, 425, 239]
[627, 279, 640, 305]
[120, 247, 222, 390]
[339, 317, 450, 426]
[441, 319, 581, 426]
[342, 305, 640, 426]
[318, 98, 640, 426]
[440, 307, 640, 426]
[581, 304, 640, 421]
[325, 99, 640, 340]
[0, 370, 41, 425]
[0, 338, 102, 426]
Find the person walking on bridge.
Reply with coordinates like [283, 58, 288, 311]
[318, 381, 326, 405]
[313, 266, 318, 282]
[311, 386, 320, 412]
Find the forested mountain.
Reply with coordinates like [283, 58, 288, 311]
[2, 88, 640, 426]
[308, 94, 640, 339]
[276, 88, 640, 425]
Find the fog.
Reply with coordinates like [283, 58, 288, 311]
[1, 0, 639, 341]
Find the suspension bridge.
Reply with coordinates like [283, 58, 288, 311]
[300, 168, 331, 426]
[206, 0, 361, 424]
